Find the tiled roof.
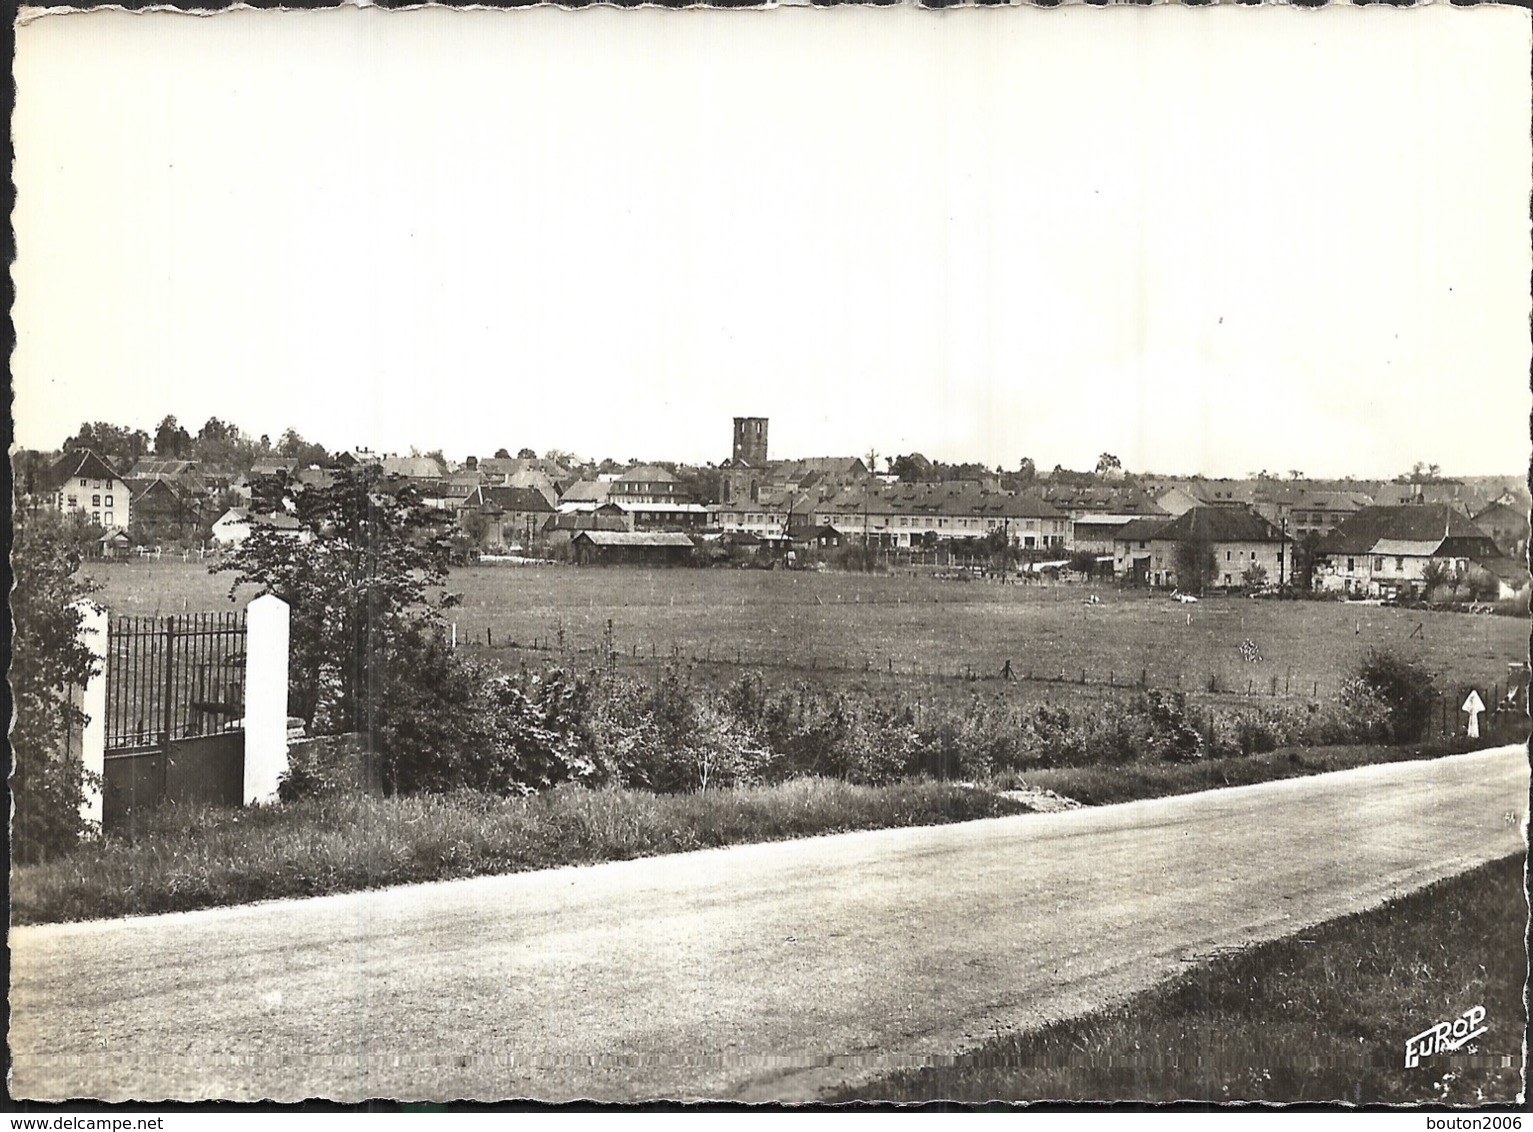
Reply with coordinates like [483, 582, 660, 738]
[1323, 505, 1493, 555]
[573, 531, 696, 548]
[560, 480, 611, 504]
[1370, 538, 1447, 558]
[1153, 506, 1287, 544]
[615, 464, 678, 484]
[48, 449, 123, 490]
[380, 456, 446, 479]
[483, 486, 556, 513]
[128, 458, 201, 479]
[1114, 516, 1175, 543]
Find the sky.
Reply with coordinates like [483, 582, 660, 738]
[12, 3, 1531, 478]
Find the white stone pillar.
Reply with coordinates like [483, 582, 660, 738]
[244, 594, 291, 804]
[72, 601, 108, 827]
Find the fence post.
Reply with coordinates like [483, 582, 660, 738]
[72, 602, 108, 827]
[244, 594, 291, 805]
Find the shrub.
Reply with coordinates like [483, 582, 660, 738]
[1347, 648, 1439, 743]
[11, 509, 104, 864]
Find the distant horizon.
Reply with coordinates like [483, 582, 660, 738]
[19, 412, 1528, 487]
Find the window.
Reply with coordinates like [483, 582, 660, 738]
[104, 511, 113, 526]
[1395, 557, 1404, 571]
[105, 495, 113, 507]
[80, 479, 87, 488]
[1373, 557, 1383, 572]
[1347, 557, 1355, 572]
[1226, 551, 1233, 561]
[92, 494, 101, 507]
[1223, 574, 1232, 585]
[92, 512, 101, 524]
[66, 494, 77, 507]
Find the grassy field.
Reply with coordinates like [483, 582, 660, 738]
[11, 779, 1029, 925]
[86, 559, 1528, 706]
[830, 853, 1528, 1105]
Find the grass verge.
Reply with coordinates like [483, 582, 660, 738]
[10, 778, 1028, 925]
[829, 853, 1529, 1105]
[996, 742, 1490, 808]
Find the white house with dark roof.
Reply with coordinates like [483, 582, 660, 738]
[1315, 505, 1505, 597]
[43, 449, 132, 531]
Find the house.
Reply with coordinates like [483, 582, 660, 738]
[209, 507, 309, 547]
[127, 457, 207, 496]
[1111, 516, 1174, 586]
[609, 465, 689, 506]
[469, 486, 557, 550]
[42, 449, 133, 531]
[613, 500, 713, 532]
[542, 510, 630, 553]
[379, 454, 446, 481]
[1252, 489, 1374, 538]
[1072, 514, 1157, 556]
[1471, 500, 1529, 560]
[1113, 507, 1290, 590]
[127, 478, 205, 542]
[1316, 505, 1503, 598]
[806, 482, 1071, 551]
[570, 530, 697, 566]
[557, 479, 613, 513]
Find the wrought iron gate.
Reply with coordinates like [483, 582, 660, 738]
[103, 613, 248, 827]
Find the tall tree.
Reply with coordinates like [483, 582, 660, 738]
[213, 464, 457, 734]
[1173, 535, 1218, 595]
[64, 422, 151, 461]
[277, 427, 329, 467]
[154, 414, 192, 458]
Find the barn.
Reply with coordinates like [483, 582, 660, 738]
[570, 530, 698, 566]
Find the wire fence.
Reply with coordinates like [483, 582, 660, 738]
[448, 616, 1521, 708]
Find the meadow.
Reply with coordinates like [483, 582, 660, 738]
[86, 558, 1529, 709]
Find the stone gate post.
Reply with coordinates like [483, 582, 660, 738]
[244, 594, 291, 803]
[71, 601, 108, 826]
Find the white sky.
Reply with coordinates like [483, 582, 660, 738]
[12, 4, 1531, 477]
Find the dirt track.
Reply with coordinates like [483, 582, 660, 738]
[9, 745, 1527, 1103]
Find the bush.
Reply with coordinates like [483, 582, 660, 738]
[11, 509, 104, 864]
[1347, 648, 1439, 743]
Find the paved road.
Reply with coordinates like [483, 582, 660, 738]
[10, 745, 1527, 1103]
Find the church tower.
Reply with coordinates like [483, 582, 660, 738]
[732, 417, 769, 465]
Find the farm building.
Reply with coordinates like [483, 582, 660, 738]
[1113, 506, 1290, 590]
[127, 457, 207, 496]
[462, 485, 557, 550]
[128, 477, 205, 542]
[571, 530, 697, 566]
[1315, 505, 1507, 598]
[543, 511, 630, 553]
[1471, 500, 1530, 560]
